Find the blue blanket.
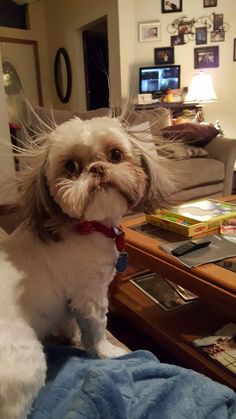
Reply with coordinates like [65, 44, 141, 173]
[30, 346, 236, 419]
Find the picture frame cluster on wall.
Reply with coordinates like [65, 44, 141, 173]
[138, 0, 235, 68]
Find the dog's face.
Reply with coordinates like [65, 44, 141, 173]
[45, 117, 148, 221]
[19, 115, 174, 241]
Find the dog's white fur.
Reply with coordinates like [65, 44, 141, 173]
[0, 115, 174, 418]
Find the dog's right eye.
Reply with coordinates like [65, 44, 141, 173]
[65, 160, 81, 176]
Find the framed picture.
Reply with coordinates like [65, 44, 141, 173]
[211, 31, 225, 42]
[203, 0, 217, 7]
[139, 21, 161, 42]
[178, 21, 194, 35]
[0, 37, 43, 116]
[195, 27, 208, 45]
[213, 13, 224, 31]
[171, 34, 185, 46]
[161, 0, 182, 13]
[194, 46, 219, 69]
[234, 39, 236, 62]
[154, 47, 174, 64]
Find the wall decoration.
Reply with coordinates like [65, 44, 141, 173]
[213, 13, 224, 31]
[211, 31, 225, 42]
[154, 47, 174, 64]
[203, 0, 217, 7]
[194, 46, 219, 69]
[0, 37, 43, 118]
[195, 27, 208, 44]
[139, 21, 161, 42]
[54, 48, 72, 103]
[161, 0, 182, 13]
[234, 39, 236, 62]
[167, 14, 229, 44]
[171, 34, 185, 46]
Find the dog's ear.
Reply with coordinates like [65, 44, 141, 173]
[19, 150, 67, 242]
[133, 152, 177, 213]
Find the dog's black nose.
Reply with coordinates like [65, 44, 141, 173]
[89, 163, 105, 175]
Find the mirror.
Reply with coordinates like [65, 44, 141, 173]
[54, 47, 72, 103]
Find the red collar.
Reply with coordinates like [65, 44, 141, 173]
[73, 220, 125, 252]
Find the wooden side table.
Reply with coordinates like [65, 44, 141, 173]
[109, 205, 236, 390]
[134, 102, 202, 119]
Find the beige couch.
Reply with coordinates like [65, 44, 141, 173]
[30, 106, 236, 202]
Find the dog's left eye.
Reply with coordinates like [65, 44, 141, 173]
[65, 160, 81, 176]
[109, 148, 124, 164]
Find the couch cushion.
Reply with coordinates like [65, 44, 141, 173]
[172, 158, 224, 191]
[75, 108, 110, 120]
[32, 106, 75, 129]
[172, 183, 224, 202]
[162, 122, 219, 147]
[32, 107, 110, 132]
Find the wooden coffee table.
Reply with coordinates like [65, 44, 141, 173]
[109, 197, 236, 390]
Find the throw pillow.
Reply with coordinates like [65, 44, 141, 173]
[161, 122, 219, 147]
[128, 121, 208, 160]
[157, 143, 208, 159]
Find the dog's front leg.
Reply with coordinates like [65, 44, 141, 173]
[73, 307, 128, 359]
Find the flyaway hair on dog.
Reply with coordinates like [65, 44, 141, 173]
[5, 105, 179, 244]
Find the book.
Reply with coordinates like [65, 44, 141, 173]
[130, 272, 198, 311]
[146, 199, 236, 237]
[160, 234, 236, 268]
[192, 323, 236, 375]
[216, 259, 236, 273]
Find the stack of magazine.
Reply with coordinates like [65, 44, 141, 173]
[130, 272, 198, 311]
[192, 323, 236, 375]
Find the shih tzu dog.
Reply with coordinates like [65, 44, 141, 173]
[0, 113, 175, 418]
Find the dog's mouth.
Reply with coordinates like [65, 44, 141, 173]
[91, 178, 135, 208]
[84, 184, 129, 221]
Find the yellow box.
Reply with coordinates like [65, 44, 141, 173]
[146, 199, 236, 237]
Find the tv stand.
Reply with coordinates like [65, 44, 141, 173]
[135, 102, 201, 119]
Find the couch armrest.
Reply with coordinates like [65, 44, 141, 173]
[205, 137, 236, 195]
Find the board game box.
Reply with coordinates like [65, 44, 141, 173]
[146, 199, 236, 237]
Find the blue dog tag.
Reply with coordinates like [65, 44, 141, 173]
[116, 251, 129, 273]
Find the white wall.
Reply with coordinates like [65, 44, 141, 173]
[134, 0, 236, 138]
[117, 0, 136, 103]
[44, 0, 121, 111]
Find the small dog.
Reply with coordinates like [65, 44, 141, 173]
[0, 114, 174, 418]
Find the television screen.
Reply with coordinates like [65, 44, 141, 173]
[139, 65, 180, 96]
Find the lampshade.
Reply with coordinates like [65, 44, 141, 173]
[185, 72, 217, 103]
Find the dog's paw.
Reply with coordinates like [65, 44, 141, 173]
[92, 340, 129, 359]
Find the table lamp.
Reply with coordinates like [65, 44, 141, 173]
[184, 71, 217, 122]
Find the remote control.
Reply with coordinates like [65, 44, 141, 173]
[171, 239, 211, 257]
